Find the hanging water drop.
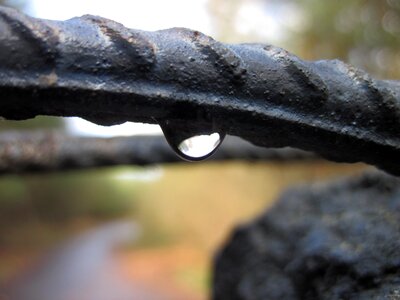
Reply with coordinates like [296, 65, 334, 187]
[178, 133, 222, 159]
[159, 119, 225, 161]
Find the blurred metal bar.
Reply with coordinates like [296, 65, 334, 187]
[0, 7, 399, 174]
[0, 131, 317, 174]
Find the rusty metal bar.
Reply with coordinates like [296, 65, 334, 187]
[0, 131, 316, 174]
[0, 7, 399, 175]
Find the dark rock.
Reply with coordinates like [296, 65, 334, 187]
[212, 172, 400, 300]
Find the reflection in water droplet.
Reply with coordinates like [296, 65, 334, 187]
[178, 133, 222, 160]
[159, 120, 225, 162]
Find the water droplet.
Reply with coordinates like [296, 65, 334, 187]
[178, 133, 222, 159]
[159, 120, 225, 161]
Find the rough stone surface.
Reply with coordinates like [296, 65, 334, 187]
[213, 172, 400, 300]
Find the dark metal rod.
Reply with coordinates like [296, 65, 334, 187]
[0, 7, 399, 175]
[0, 131, 317, 174]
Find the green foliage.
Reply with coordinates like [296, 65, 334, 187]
[0, 168, 138, 224]
[0, 116, 64, 130]
[0, 176, 29, 217]
[290, 0, 400, 78]
[209, 0, 400, 78]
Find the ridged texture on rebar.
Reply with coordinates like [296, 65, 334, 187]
[0, 7, 399, 175]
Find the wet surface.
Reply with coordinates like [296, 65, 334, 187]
[0, 6, 399, 175]
[1, 221, 200, 300]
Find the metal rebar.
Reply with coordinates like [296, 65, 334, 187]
[0, 7, 399, 175]
[0, 131, 317, 174]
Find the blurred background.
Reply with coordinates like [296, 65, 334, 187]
[0, 0, 398, 299]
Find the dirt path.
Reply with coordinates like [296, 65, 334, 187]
[1, 222, 204, 300]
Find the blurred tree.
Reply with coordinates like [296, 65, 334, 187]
[0, 116, 63, 130]
[208, 0, 400, 78]
[292, 0, 400, 79]
[207, 0, 242, 42]
[0, 0, 26, 11]
[0, 168, 137, 225]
